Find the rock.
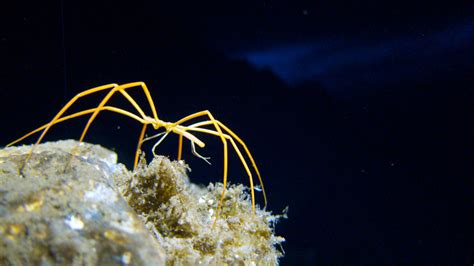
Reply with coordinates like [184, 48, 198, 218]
[0, 140, 285, 265]
[0, 140, 166, 265]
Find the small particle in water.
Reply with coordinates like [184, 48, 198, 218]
[65, 215, 84, 230]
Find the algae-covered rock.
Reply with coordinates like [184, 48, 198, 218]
[0, 140, 166, 265]
[117, 155, 285, 265]
[1, 140, 285, 265]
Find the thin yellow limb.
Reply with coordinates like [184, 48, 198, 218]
[8, 106, 147, 147]
[118, 90, 147, 119]
[78, 82, 155, 143]
[151, 132, 170, 156]
[189, 140, 211, 164]
[174, 110, 228, 226]
[173, 127, 205, 148]
[19, 83, 118, 166]
[15, 82, 155, 170]
[213, 120, 267, 208]
[64, 82, 161, 172]
[177, 134, 183, 160]
[102, 82, 160, 170]
[135, 124, 148, 169]
[80, 82, 159, 170]
[115, 82, 160, 121]
[188, 120, 267, 209]
[68, 83, 159, 169]
[14, 82, 158, 164]
[185, 126, 256, 213]
[138, 126, 205, 162]
[132, 81, 160, 121]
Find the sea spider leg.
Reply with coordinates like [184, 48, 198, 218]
[176, 128, 208, 161]
[76, 82, 159, 145]
[117, 82, 159, 121]
[11, 81, 161, 170]
[122, 81, 165, 168]
[109, 82, 161, 168]
[9, 105, 148, 171]
[177, 134, 184, 160]
[106, 82, 199, 169]
[187, 120, 267, 209]
[135, 124, 148, 168]
[190, 141, 212, 165]
[13, 82, 157, 168]
[142, 131, 167, 144]
[174, 110, 226, 162]
[173, 110, 228, 225]
[12, 83, 118, 169]
[174, 110, 228, 179]
[7, 106, 146, 147]
[212, 120, 267, 208]
[140, 131, 171, 157]
[185, 126, 256, 210]
[70, 82, 163, 169]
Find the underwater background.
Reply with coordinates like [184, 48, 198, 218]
[1, 1, 472, 264]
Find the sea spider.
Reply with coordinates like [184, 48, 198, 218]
[7, 82, 267, 224]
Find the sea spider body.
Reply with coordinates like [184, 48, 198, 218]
[8, 82, 267, 225]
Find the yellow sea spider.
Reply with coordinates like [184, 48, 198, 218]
[7, 82, 267, 225]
